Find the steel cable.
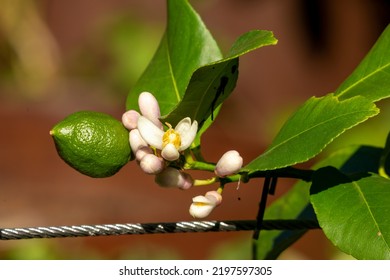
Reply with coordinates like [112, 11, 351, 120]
[0, 219, 319, 240]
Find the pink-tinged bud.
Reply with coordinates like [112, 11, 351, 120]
[205, 191, 223, 206]
[135, 146, 154, 161]
[122, 110, 140, 130]
[129, 129, 153, 161]
[138, 92, 163, 129]
[129, 129, 147, 152]
[140, 154, 165, 175]
[215, 150, 243, 177]
[189, 191, 222, 219]
[155, 167, 193, 189]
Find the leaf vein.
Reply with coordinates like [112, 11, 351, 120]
[264, 108, 376, 156]
[165, 39, 181, 102]
[353, 181, 390, 251]
[337, 62, 390, 100]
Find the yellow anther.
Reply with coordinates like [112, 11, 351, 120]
[193, 202, 208, 206]
[162, 123, 181, 149]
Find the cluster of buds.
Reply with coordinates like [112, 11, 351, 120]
[122, 92, 197, 189]
[122, 92, 243, 219]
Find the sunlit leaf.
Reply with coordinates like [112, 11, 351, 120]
[126, 0, 222, 114]
[162, 58, 239, 126]
[162, 30, 277, 127]
[243, 94, 379, 172]
[335, 24, 390, 102]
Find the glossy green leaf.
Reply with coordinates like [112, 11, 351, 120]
[255, 144, 381, 259]
[310, 167, 390, 259]
[191, 104, 222, 160]
[243, 94, 379, 172]
[126, 0, 222, 114]
[162, 30, 277, 127]
[162, 58, 239, 126]
[335, 24, 390, 102]
[258, 145, 388, 259]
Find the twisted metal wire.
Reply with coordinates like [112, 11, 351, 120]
[0, 219, 319, 240]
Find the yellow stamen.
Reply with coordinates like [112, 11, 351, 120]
[162, 123, 181, 149]
[193, 202, 209, 206]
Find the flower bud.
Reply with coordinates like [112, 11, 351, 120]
[140, 154, 165, 175]
[189, 191, 222, 219]
[138, 91, 163, 129]
[122, 110, 140, 130]
[129, 129, 147, 152]
[155, 167, 193, 189]
[129, 129, 153, 161]
[135, 146, 154, 161]
[215, 150, 243, 177]
[205, 190, 223, 206]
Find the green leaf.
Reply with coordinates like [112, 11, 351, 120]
[335, 24, 390, 102]
[379, 131, 390, 178]
[255, 145, 373, 259]
[162, 58, 239, 126]
[162, 30, 277, 127]
[310, 167, 390, 259]
[227, 30, 277, 57]
[126, 0, 222, 114]
[257, 144, 388, 259]
[191, 104, 222, 160]
[243, 94, 379, 172]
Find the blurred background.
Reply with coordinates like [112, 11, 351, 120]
[0, 0, 389, 259]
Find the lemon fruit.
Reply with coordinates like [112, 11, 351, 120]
[50, 111, 131, 178]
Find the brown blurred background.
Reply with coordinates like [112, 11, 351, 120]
[0, 0, 389, 259]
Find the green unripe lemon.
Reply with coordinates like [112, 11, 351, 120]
[50, 111, 131, 178]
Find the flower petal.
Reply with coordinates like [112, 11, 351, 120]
[175, 117, 192, 134]
[189, 195, 214, 219]
[137, 116, 164, 149]
[161, 143, 180, 161]
[192, 195, 213, 205]
[205, 191, 222, 206]
[129, 129, 147, 152]
[177, 119, 198, 151]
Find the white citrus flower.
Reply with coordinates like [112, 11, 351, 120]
[189, 191, 222, 219]
[137, 116, 198, 161]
